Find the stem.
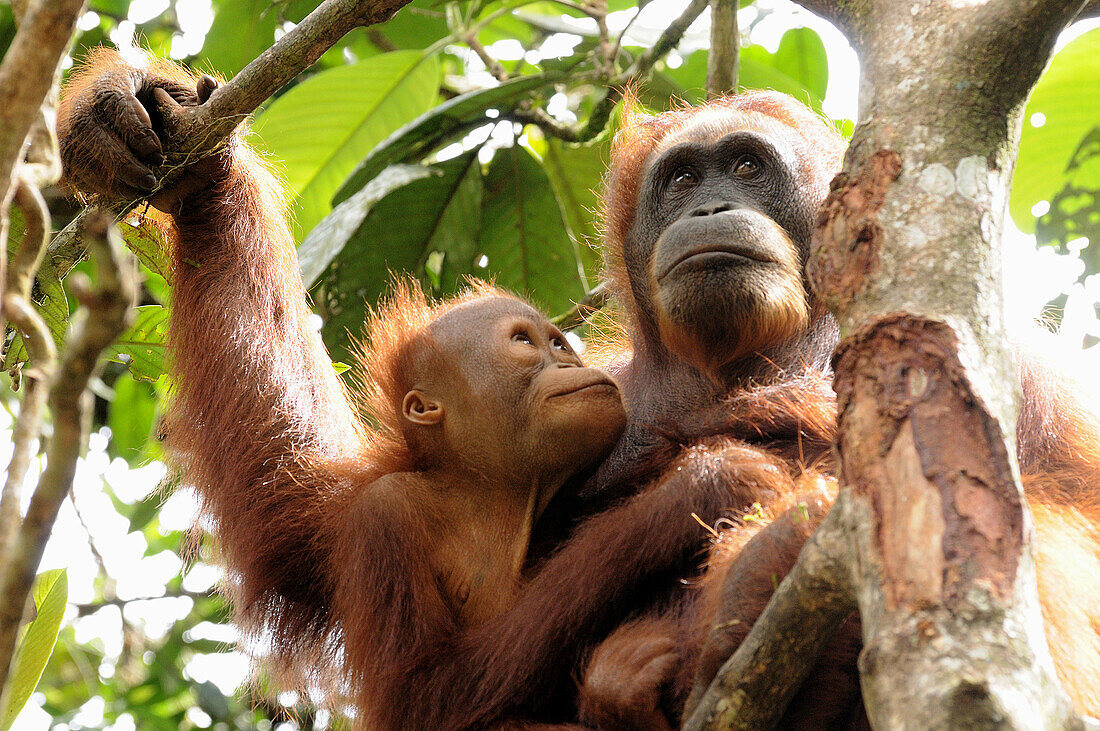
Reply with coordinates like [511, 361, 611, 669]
[0, 213, 136, 696]
[0, 179, 57, 573]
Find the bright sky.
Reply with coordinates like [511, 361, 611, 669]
[12, 2, 1100, 729]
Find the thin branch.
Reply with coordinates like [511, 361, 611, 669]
[74, 587, 212, 617]
[512, 0, 708, 143]
[466, 32, 510, 82]
[0, 0, 86, 212]
[706, 0, 739, 97]
[0, 179, 57, 572]
[552, 282, 611, 330]
[0, 212, 136, 695]
[682, 502, 855, 731]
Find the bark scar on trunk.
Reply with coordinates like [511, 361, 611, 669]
[809, 149, 902, 312]
[832, 314, 1022, 608]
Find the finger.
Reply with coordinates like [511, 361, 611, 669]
[97, 88, 164, 164]
[89, 124, 158, 192]
[197, 74, 219, 103]
[63, 125, 156, 199]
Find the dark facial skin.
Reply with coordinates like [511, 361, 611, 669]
[403, 297, 627, 507]
[625, 118, 821, 375]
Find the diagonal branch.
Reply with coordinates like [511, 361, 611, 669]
[682, 500, 855, 731]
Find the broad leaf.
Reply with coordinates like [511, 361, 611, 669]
[250, 51, 441, 240]
[477, 145, 584, 311]
[528, 133, 610, 287]
[317, 152, 484, 360]
[1, 570, 67, 731]
[299, 164, 436, 287]
[334, 73, 563, 205]
[108, 376, 158, 464]
[110, 305, 170, 382]
[1012, 28, 1100, 244]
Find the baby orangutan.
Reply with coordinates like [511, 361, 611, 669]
[354, 282, 628, 629]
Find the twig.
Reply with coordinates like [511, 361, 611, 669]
[707, 0, 739, 97]
[0, 179, 58, 572]
[74, 587, 212, 617]
[552, 282, 611, 330]
[0, 212, 136, 696]
[0, 0, 86, 211]
[513, 0, 709, 143]
[682, 501, 854, 731]
[466, 32, 510, 82]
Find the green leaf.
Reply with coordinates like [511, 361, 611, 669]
[528, 134, 609, 287]
[1, 570, 67, 731]
[1011, 28, 1100, 237]
[373, 0, 450, 49]
[200, 0, 279, 77]
[299, 164, 436, 287]
[110, 305, 169, 381]
[477, 145, 584, 311]
[120, 220, 172, 285]
[333, 73, 563, 205]
[250, 51, 441, 240]
[318, 152, 483, 360]
[108, 376, 158, 463]
[768, 27, 829, 104]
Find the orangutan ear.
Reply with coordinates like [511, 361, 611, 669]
[402, 390, 444, 427]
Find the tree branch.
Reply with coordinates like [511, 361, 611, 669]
[706, 0, 739, 97]
[0, 212, 136, 695]
[552, 282, 611, 330]
[682, 500, 855, 730]
[0, 179, 57, 573]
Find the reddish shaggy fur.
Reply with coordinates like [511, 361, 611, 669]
[57, 50, 1100, 729]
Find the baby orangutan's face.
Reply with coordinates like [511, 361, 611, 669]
[421, 297, 627, 489]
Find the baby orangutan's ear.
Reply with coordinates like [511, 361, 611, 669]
[402, 390, 444, 427]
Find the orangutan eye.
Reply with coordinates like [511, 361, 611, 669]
[551, 336, 570, 352]
[732, 154, 762, 179]
[669, 166, 699, 187]
[511, 331, 533, 345]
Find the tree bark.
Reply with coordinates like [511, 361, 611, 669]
[806, 0, 1089, 726]
[690, 0, 1098, 728]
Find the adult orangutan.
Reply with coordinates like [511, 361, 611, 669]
[56, 48, 1100, 729]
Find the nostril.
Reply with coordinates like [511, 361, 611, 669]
[689, 201, 735, 217]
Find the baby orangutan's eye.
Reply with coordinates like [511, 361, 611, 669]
[551, 336, 569, 352]
[512, 331, 533, 345]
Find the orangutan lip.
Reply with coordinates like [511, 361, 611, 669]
[548, 381, 618, 399]
[660, 246, 775, 280]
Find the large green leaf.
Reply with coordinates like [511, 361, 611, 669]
[108, 376, 158, 464]
[250, 51, 441, 240]
[528, 134, 610, 287]
[200, 0, 279, 78]
[317, 152, 484, 360]
[1011, 28, 1100, 240]
[1, 570, 67, 731]
[333, 73, 564, 205]
[299, 164, 436, 287]
[109, 305, 170, 382]
[477, 145, 585, 311]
